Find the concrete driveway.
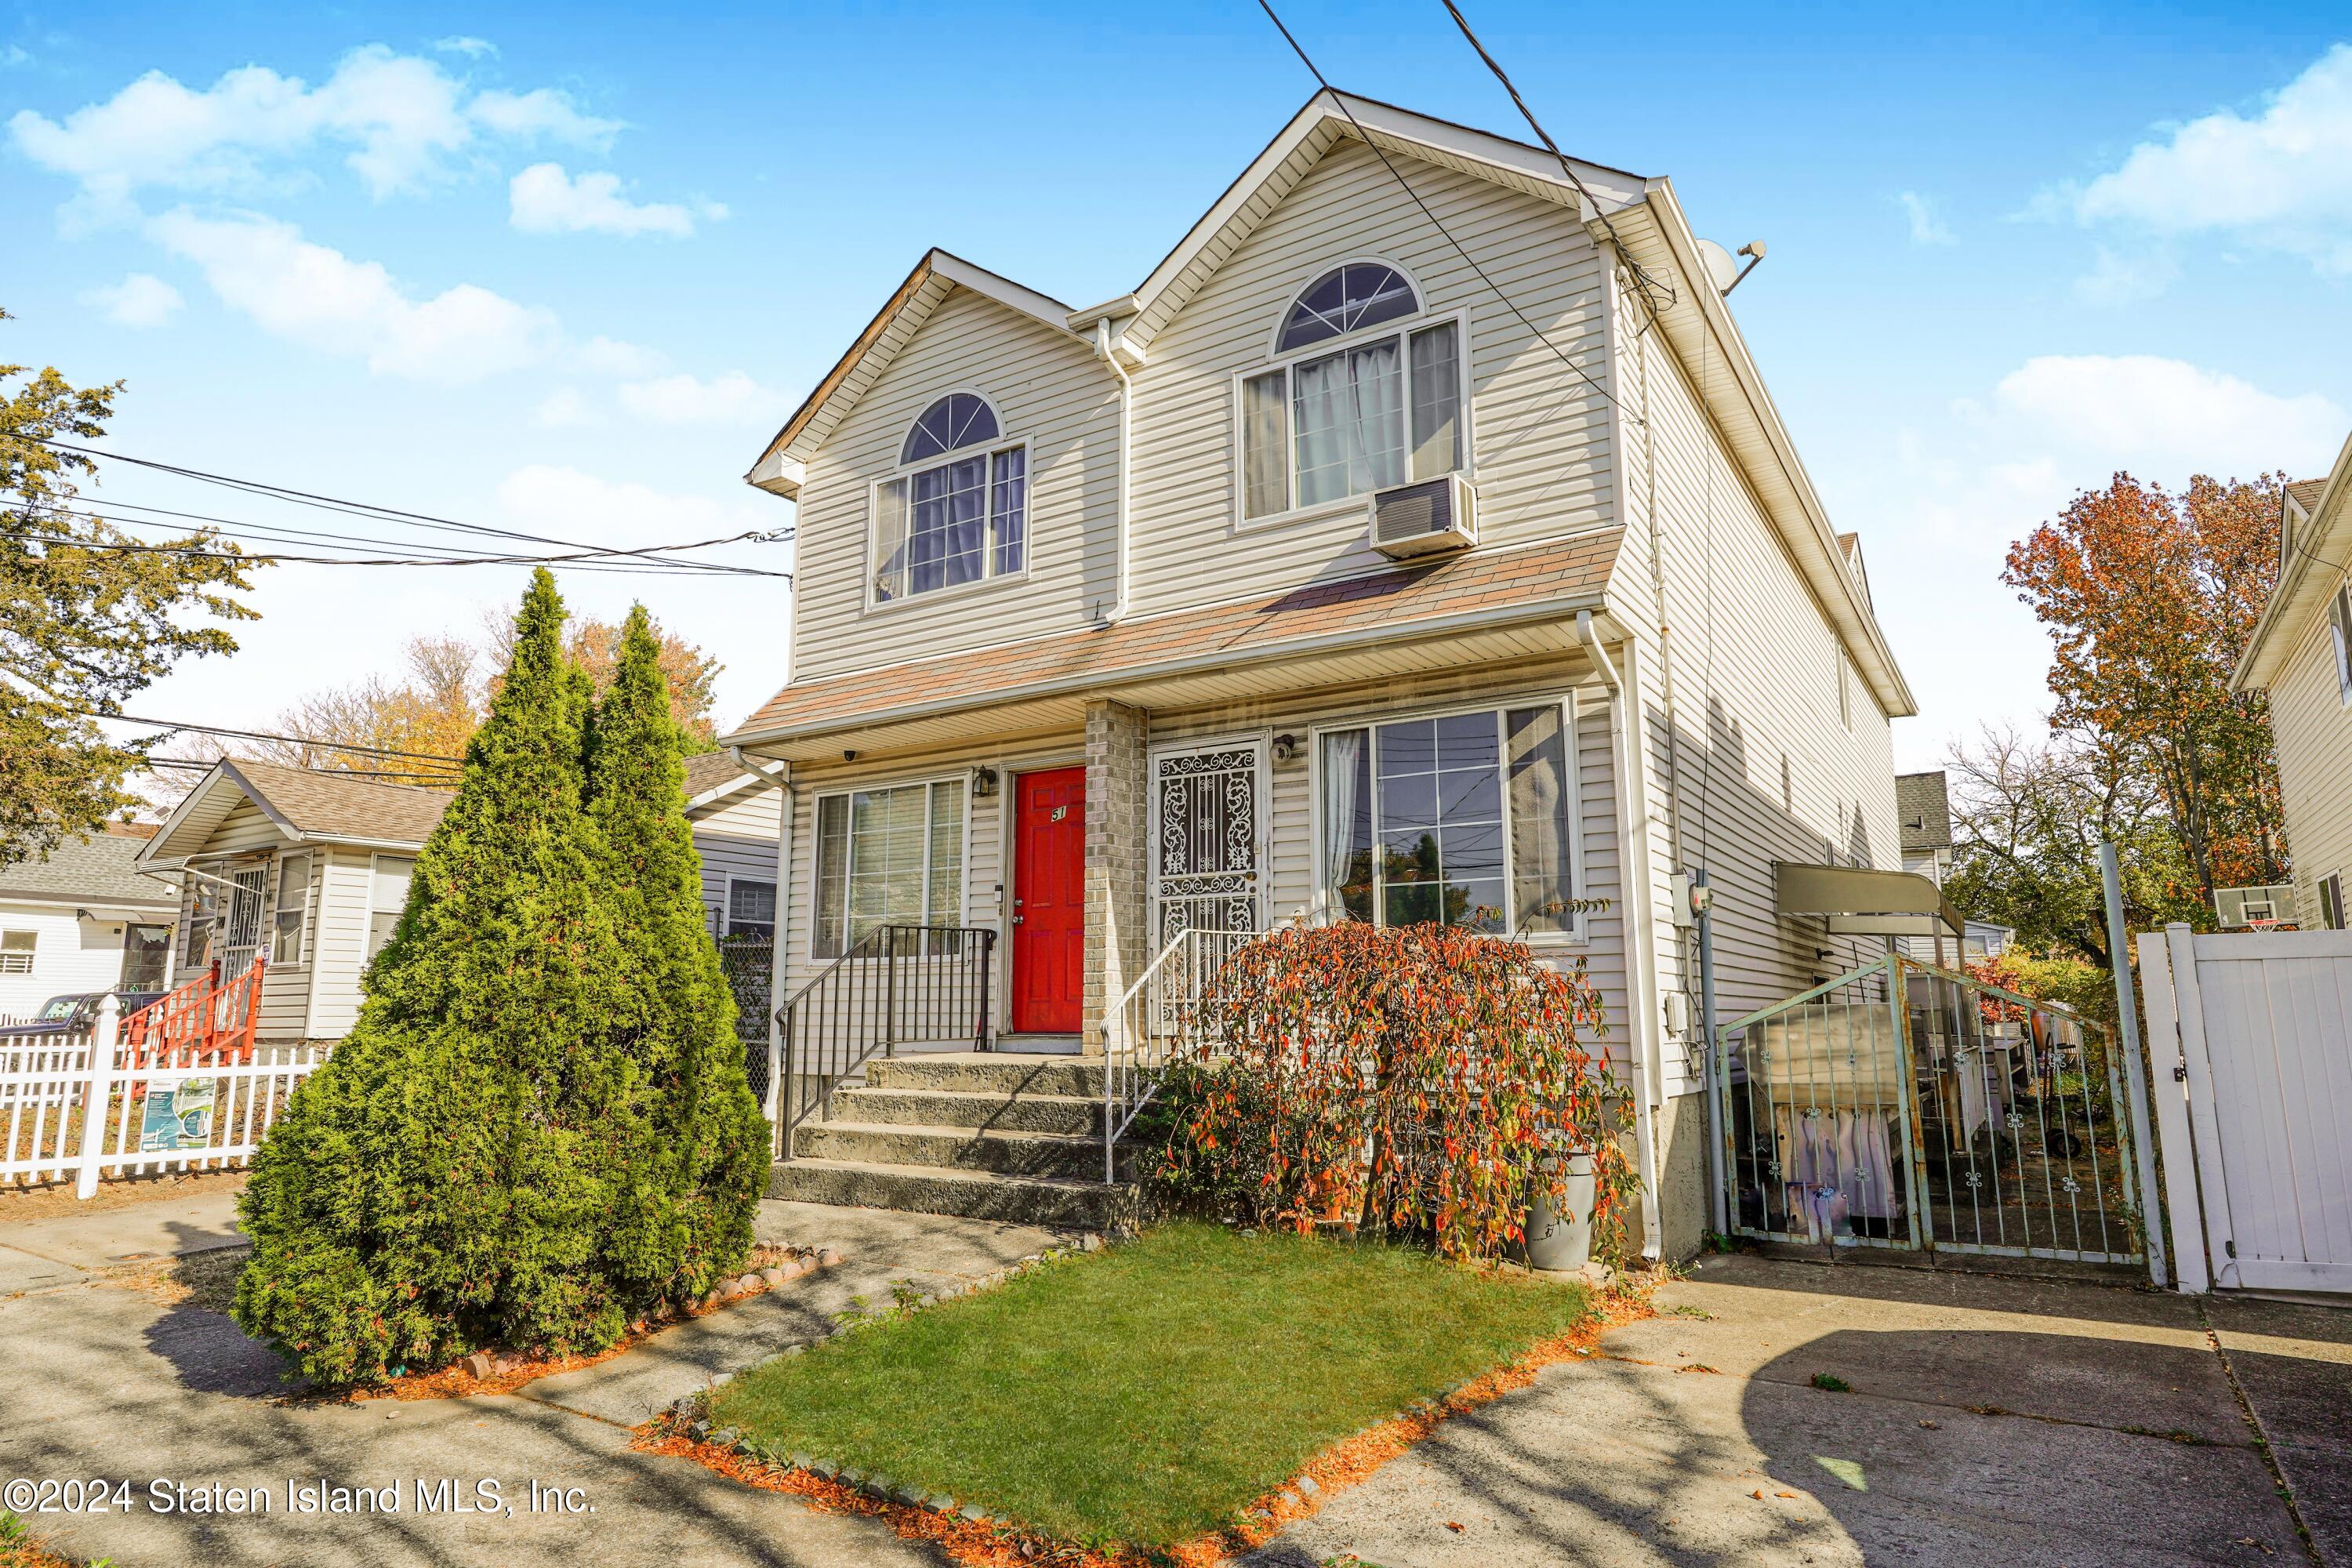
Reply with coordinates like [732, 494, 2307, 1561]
[1255, 1253, 2350, 1567]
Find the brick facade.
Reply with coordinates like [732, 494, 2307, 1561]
[1081, 699, 1149, 1053]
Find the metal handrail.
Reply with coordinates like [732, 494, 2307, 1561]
[1102, 925, 1262, 1182]
[770, 924, 996, 1160]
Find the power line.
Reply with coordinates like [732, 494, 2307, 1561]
[1437, 0, 1675, 320]
[139, 756, 459, 785]
[85, 712, 463, 764]
[29, 518, 778, 577]
[1251, 0, 1638, 423]
[26, 435, 793, 579]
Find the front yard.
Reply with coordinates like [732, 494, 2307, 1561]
[708, 1220, 1595, 1551]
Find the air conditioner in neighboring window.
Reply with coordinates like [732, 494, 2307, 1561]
[1370, 474, 1476, 560]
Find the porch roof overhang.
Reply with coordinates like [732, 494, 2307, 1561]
[1774, 861, 1965, 939]
[722, 531, 1622, 763]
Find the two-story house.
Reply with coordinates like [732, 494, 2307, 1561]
[724, 91, 1919, 1258]
[2233, 435, 2352, 930]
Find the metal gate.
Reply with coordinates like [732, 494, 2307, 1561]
[1719, 953, 2148, 1269]
[1149, 741, 1263, 947]
[2139, 924, 2352, 1294]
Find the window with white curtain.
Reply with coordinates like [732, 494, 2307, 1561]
[366, 855, 416, 963]
[872, 394, 1026, 604]
[1242, 263, 1462, 522]
[812, 779, 966, 958]
[270, 851, 313, 965]
[2329, 582, 2352, 704]
[1319, 703, 1576, 936]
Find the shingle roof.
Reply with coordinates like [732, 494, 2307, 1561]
[0, 829, 179, 909]
[2286, 478, 2327, 516]
[684, 751, 753, 800]
[229, 760, 454, 847]
[728, 531, 1622, 744]
[1895, 771, 1953, 854]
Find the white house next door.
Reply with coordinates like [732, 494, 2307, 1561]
[1150, 741, 1263, 947]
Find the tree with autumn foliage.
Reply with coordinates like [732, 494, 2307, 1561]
[2002, 473, 2289, 904]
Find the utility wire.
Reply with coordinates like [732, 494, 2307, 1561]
[1437, 0, 1675, 319]
[138, 757, 459, 785]
[26, 435, 793, 579]
[1251, 0, 1638, 424]
[86, 712, 463, 764]
[31, 524, 775, 577]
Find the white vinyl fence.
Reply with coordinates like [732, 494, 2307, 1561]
[1, 997, 328, 1197]
[2138, 924, 2352, 1294]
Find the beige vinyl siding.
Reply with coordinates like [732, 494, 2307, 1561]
[2269, 596, 2352, 926]
[788, 287, 1118, 684]
[166, 801, 315, 1042]
[301, 849, 379, 1040]
[1127, 138, 1616, 615]
[1610, 274, 1900, 1048]
[691, 785, 784, 931]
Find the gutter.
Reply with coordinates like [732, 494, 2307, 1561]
[1577, 608, 1665, 1261]
[1091, 318, 1134, 626]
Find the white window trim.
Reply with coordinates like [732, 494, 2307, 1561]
[863, 388, 1031, 614]
[364, 851, 416, 966]
[0, 928, 34, 976]
[1305, 692, 1586, 945]
[721, 872, 779, 940]
[1231, 300, 1475, 535]
[1261, 254, 1433, 360]
[270, 848, 314, 969]
[2328, 580, 2352, 708]
[808, 771, 972, 964]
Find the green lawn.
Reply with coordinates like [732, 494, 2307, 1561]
[710, 1221, 1592, 1549]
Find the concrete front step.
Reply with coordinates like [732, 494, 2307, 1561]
[832, 1084, 1105, 1136]
[766, 1156, 1136, 1230]
[864, 1053, 1105, 1098]
[793, 1120, 1139, 1181]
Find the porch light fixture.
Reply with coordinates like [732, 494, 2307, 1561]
[1271, 733, 1300, 763]
[971, 767, 999, 798]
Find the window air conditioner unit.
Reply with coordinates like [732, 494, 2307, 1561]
[1370, 474, 1476, 560]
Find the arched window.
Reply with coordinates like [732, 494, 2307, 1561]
[873, 394, 1025, 604]
[1240, 263, 1462, 521]
[1276, 262, 1418, 352]
[900, 393, 1000, 465]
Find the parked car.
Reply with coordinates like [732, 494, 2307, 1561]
[0, 989, 165, 1040]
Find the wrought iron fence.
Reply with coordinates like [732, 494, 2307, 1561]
[771, 924, 996, 1159]
[1719, 953, 2145, 1268]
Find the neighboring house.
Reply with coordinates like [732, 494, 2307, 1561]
[0, 827, 180, 1018]
[2233, 441, 2352, 931]
[723, 90, 1919, 1258]
[136, 756, 785, 1044]
[1892, 770, 2013, 962]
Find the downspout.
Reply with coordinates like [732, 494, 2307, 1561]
[1091, 318, 1132, 626]
[731, 747, 794, 1126]
[1577, 609, 1665, 1261]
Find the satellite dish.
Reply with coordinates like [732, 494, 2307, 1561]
[1695, 238, 1740, 294]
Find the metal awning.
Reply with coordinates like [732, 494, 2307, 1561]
[1773, 861, 1965, 939]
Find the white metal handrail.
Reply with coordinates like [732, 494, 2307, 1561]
[1102, 924, 1261, 1183]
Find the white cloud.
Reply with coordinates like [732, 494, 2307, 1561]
[78, 271, 183, 327]
[532, 386, 597, 429]
[2, 44, 29, 68]
[2069, 42, 2352, 273]
[1896, 191, 1952, 245]
[7, 45, 619, 217]
[1991, 354, 2343, 473]
[509, 162, 693, 238]
[433, 36, 497, 58]
[2071, 246, 2178, 307]
[616, 371, 779, 426]
[148, 208, 557, 381]
[495, 464, 771, 545]
[574, 335, 666, 376]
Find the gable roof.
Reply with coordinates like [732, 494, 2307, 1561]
[2235, 430, 2352, 691]
[142, 760, 456, 862]
[0, 829, 178, 912]
[1895, 771, 1953, 855]
[745, 250, 1080, 501]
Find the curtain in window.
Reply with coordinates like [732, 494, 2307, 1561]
[1292, 339, 1403, 506]
[909, 456, 988, 594]
[1408, 322, 1461, 482]
[2332, 585, 2352, 701]
[270, 851, 311, 964]
[1242, 371, 1288, 518]
[989, 449, 1026, 575]
[1505, 706, 1575, 935]
[873, 478, 909, 602]
[814, 796, 850, 956]
[365, 855, 415, 962]
[1320, 728, 1373, 921]
[926, 779, 966, 927]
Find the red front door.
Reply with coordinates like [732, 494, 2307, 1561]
[1011, 767, 1086, 1035]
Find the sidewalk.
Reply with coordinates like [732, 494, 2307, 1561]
[0, 1188, 246, 1295]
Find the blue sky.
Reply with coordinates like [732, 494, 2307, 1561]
[7, 2, 2350, 775]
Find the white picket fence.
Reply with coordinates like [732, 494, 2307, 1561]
[1, 998, 328, 1197]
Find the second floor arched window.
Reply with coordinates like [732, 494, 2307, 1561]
[873, 392, 1027, 604]
[1240, 260, 1463, 523]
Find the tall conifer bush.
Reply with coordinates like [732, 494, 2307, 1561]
[232, 573, 764, 1386]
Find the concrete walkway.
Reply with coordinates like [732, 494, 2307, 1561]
[1, 1196, 1069, 1567]
[0, 1190, 246, 1295]
[1254, 1253, 2350, 1567]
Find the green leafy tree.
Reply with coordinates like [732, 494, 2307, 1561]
[2, 308, 260, 865]
[233, 571, 750, 1385]
[582, 604, 768, 1302]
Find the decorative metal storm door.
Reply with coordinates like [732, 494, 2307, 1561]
[1150, 743, 1262, 946]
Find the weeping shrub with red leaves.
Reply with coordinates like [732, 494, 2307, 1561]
[1145, 922, 1639, 1263]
